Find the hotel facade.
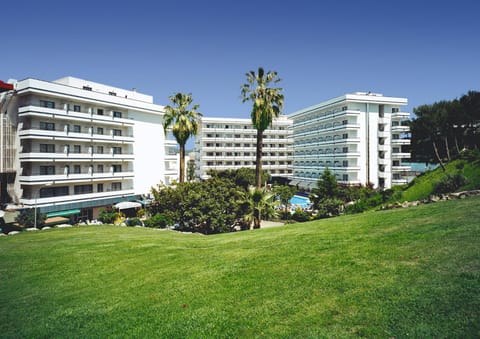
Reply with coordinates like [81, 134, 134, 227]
[0, 77, 178, 220]
[194, 116, 294, 180]
[289, 92, 411, 189]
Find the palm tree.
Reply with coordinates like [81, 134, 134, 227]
[239, 186, 278, 229]
[163, 93, 202, 183]
[241, 67, 284, 188]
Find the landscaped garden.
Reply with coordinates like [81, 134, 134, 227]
[1, 196, 479, 337]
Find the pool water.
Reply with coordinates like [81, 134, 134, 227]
[289, 195, 311, 209]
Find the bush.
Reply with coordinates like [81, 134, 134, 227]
[316, 198, 344, 219]
[292, 208, 310, 222]
[144, 213, 172, 228]
[126, 218, 143, 227]
[136, 209, 146, 218]
[16, 208, 46, 228]
[98, 209, 118, 224]
[433, 173, 467, 194]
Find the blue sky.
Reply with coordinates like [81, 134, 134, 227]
[3, 0, 479, 121]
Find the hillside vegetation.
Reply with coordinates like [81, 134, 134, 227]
[400, 154, 480, 202]
[1, 197, 479, 337]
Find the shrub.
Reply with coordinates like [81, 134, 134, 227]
[433, 173, 467, 194]
[126, 218, 143, 227]
[16, 208, 46, 228]
[316, 198, 344, 219]
[98, 209, 118, 224]
[144, 213, 172, 228]
[292, 208, 310, 222]
[136, 209, 146, 218]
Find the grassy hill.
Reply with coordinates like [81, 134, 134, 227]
[400, 156, 480, 202]
[1, 197, 479, 337]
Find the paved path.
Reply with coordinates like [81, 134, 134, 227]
[260, 220, 285, 228]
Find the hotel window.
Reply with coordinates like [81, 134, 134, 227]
[342, 174, 349, 181]
[109, 91, 117, 96]
[112, 147, 122, 154]
[111, 182, 122, 191]
[40, 166, 55, 175]
[112, 164, 122, 172]
[207, 161, 214, 166]
[40, 121, 55, 130]
[96, 146, 104, 154]
[74, 165, 81, 174]
[234, 134, 241, 138]
[342, 133, 348, 139]
[393, 160, 400, 166]
[40, 100, 55, 108]
[97, 164, 104, 173]
[73, 125, 81, 133]
[97, 183, 104, 192]
[113, 129, 122, 136]
[74, 184, 93, 195]
[73, 105, 81, 112]
[392, 107, 399, 113]
[113, 111, 122, 118]
[206, 152, 214, 156]
[342, 106, 348, 111]
[40, 186, 69, 198]
[235, 143, 241, 147]
[97, 127, 104, 135]
[83, 86, 92, 91]
[342, 160, 349, 167]
[73, 145, 81, 153]
[40, 144, 55, 153]
[342, 147, 348, 153]
[97, 108, 104, 115]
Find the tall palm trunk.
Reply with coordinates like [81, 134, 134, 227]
[255, 129, 264, 189]
[433, 140, 446, 171]
[179, 144, 185, 183]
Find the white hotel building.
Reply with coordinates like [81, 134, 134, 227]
[0, 77, 178, 220]
[289, 92, 411, 189]
[194, 116, 293, 180]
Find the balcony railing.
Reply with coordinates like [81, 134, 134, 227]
[18, 105, 134, 126]
[19, 171, 135, 184]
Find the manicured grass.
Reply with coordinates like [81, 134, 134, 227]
[1, 197, 479, 337]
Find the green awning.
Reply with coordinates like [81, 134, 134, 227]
[46, 209, 81, 218]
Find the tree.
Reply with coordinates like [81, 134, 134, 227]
[16, 208, 46, 228]
[274, 185, 296, 219]
[241, 67, 284, 188]
[149, 177, 244, 234]
[163, 93, 202, 183]
[239, 186, 278, 229]
[309, 168, 343, 218]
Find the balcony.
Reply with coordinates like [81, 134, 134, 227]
[19, 151, 134, 161]
[391, 111, 410, 120]
[391, 138, 411, 145]
[391, 152, 411, 159]
[18, 105, 134, 126]
[392, 178, 408, 185]
[21, 188, 135, 206]
[392, 165, 411, 172]
[391, 125, 410, 132]
[18, 128, 134, 143]
[19, 171, 134, 184]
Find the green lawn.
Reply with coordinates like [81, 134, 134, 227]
[1, 197, 479, 338]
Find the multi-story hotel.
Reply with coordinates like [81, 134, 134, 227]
[194, 116, 293, 180]
[0, 77, 178, 220]
[289, 92, 411, 189]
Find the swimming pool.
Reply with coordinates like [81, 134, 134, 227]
[289, 195, 311, 209]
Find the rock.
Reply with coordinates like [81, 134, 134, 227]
[26, 227, 39, 231]
[56, 224, 72, 228]
[8, 231, 20, 235]
[430, 195, 440, 202]
[42, 227, 51, 230]
[0, 233, 7, 237]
